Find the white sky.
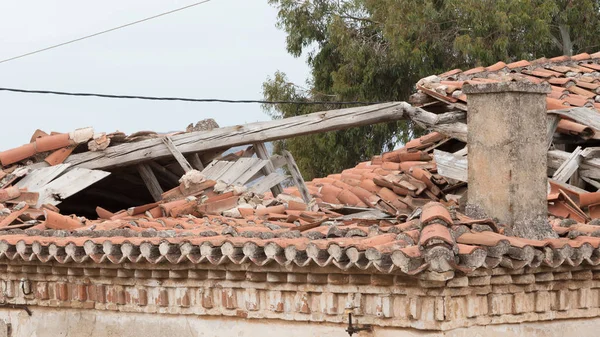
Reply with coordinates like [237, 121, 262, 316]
[0, 0, 309, 150]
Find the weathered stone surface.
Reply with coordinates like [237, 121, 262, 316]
[464, 82, 554, 240]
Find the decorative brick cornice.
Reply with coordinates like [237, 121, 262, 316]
[2, 261, 600, 331]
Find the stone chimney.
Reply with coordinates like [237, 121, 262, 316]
[462, 81, 556, 240]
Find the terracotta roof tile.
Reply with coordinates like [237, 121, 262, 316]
[421, 202, 453, 225]
[506, 60, 531, 69]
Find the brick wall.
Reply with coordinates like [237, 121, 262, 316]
[1, 261, 600, 331]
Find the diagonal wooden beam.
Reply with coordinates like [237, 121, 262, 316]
[137, 163, 163, 202]
[282, 150, 311, 203]
[162, 136, 193, 173]
[185, 153, 204, 171]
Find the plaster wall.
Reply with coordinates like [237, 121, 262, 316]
[0, 307, 597, 337]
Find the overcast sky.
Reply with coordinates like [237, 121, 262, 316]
[0, 0, 309, 150]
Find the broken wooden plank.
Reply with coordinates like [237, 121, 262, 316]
[547, 115, 561, 149]
[185, 153, 204, 171]
[162, 136, 193, 173]
[137, 163, 164, 202]
[15, 164, 71, 192]
[247, 155, 287, 183]
[433, 150, 468, 182]
[217, 158, 259, 185]
[202, 161, 230, 180]
[208, 161, 237, 182]
[36, 168, 110, 207]
[64, 102, 412, 170]
[233, 159, 268, 185]
[552, 146, 583, 183]
[283, 150, 311, 203]
[254, 142, 283, 196]
[251, 173, 288, 194]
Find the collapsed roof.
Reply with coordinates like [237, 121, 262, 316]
[1, 53, 600, 279]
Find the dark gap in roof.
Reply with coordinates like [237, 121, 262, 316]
[57, 166, 167, 219]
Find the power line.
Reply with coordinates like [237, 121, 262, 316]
[0, 87, 382, 105]
[0, 0, 213, 64]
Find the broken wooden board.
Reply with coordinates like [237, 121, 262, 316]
[217, 158, 263, 185]
[36, 168, 110, 207]
[433, 150, 468, 182]
[254, 142, 283, 196]
[250, 173, 289, 194]
[552, 146, 583, 183]
[15, 164, 71, 192]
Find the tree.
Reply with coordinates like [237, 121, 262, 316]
[263, 0, 600, 179]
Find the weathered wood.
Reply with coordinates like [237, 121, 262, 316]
[202, 161, 230, 180]
[217, 158, 261, 185]
[64, 102, 412, 170]
[570, 168, 586, 188]
[208, 161, 237, 182]
[162, 136, 193, 173]
[552, 146, 583, 183]
[147, 161, 180, 185]
[453, 147, 468, 157]
[251, 173, 288, 194]
[581, 176, 600, 190]
[36, 168, 110, 207]
[549, 150, 600, 181]
[254, 142, 284, 196]
[547, 115, 561, 149]
[404, 108, 468, 142]
[433, 150, 468, 182]
[137, 163, 163, 202]
[185, 153, 204, 171]
[548, 107, 600, 131]
[234, 159, 268, 185]
[282, 150, 311, 203]
[16, 164, 71, 192]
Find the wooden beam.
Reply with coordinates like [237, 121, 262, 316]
[64, 102, 411, 170]
[282, 150, 311, 203]
[147, 161, 180, 185]
[185, 153, 204, 171]
[137, 163, 163, 202]
[254, 142, 283, 196]
[247, 155, 286, 183]
[162, 136, 193, 173]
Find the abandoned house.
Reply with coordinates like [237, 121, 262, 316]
[1, 52, 600, 336]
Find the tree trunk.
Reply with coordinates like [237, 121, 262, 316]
[559, 24, 573, 56]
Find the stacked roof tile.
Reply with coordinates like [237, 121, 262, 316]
[414, 51, 600, 139]
[0, 129, 599, 276]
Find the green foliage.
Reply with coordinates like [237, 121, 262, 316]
[264, 0, 600, 180]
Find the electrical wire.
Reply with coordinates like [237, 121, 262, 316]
[0, 0, 213, 64]
[0, 87, 383, 105]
